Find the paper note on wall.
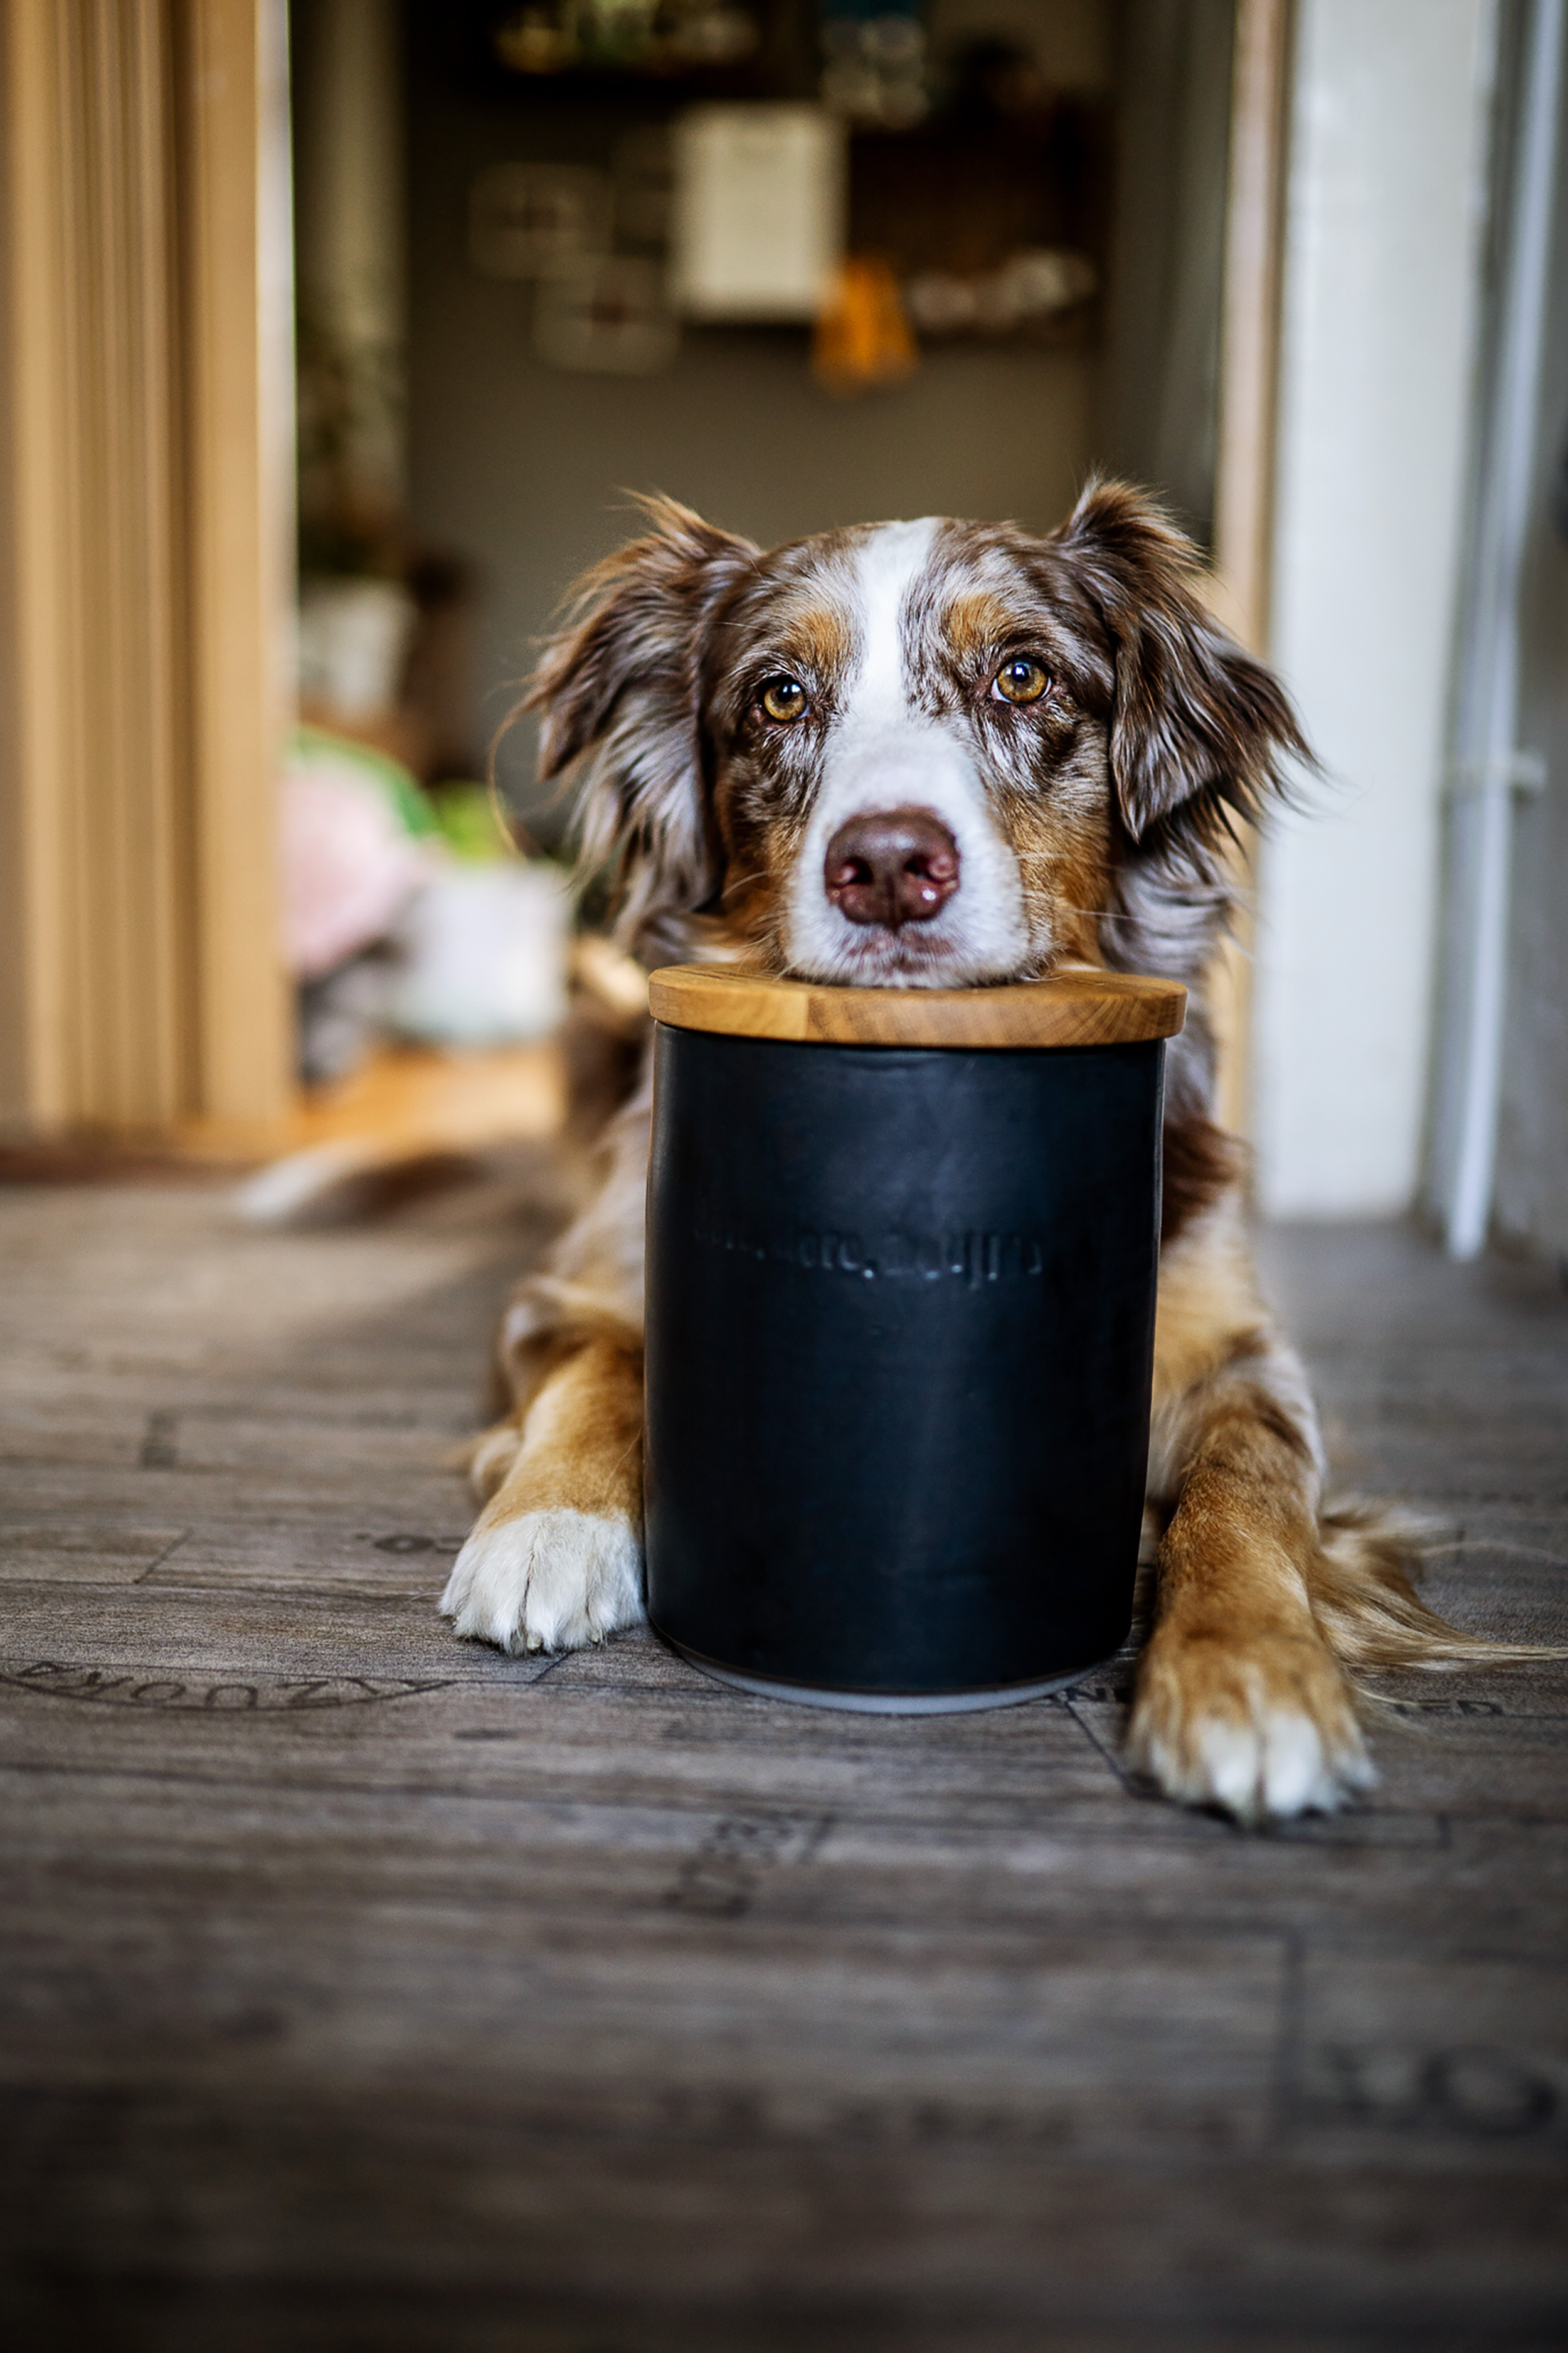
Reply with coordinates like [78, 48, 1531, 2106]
[670, 105, 846, 322]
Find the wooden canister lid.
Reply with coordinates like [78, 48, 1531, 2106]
[647, 964, 1186, 1049]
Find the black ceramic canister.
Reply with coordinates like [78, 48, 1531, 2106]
[642, 965, 1186, 1712]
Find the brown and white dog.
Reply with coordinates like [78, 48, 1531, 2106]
[440, 481, 1503, 1825]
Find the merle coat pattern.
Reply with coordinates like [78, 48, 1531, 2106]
[441, 483, 1518, 1824]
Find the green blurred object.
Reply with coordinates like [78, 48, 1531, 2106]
[428, 782, 517, 863]
[293, 723, 438, 840]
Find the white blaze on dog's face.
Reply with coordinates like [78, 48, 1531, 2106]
[701, 515, 1118, 986]
[781, 519, 1029, 984]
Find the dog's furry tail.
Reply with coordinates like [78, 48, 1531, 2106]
[1311, 1499, 1560, 1670]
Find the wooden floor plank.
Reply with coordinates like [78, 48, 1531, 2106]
[0, 1182, 1564, 2345]
[0, 1524, 188, 1583]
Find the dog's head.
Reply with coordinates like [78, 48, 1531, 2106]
[524, 481, 1307, 987]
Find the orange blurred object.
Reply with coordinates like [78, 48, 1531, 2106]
[812, 257, 918, 395]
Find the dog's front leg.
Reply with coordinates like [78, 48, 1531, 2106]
[1126, 1212, 1373, 1823]
[441, 1336, 645, 1654]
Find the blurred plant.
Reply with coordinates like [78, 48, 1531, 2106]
[427, 783, 521, 864]
[295, 299, 406, 580]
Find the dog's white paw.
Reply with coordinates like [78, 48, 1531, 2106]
[1135, 1704, 1375, 1822]
[440, 1508, 643, 1655]
[1127, 1638, 1376, 1824]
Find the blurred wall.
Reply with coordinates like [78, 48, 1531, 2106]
[1494, 50, 1568, 1263]
[1096, 0, 1234, 548]
[294, 0, 406, 518]
[1253, 0, 1495, 1218]
[404, 3, 1114, 831]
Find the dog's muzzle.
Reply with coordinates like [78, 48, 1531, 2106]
[822, 806, 960, 930]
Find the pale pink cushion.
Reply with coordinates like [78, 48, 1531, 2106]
[280, 743, 433, 980]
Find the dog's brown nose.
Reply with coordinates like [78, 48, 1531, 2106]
[823, 807, 960, 929]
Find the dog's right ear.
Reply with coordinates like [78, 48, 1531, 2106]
[521, 498, 758, 949]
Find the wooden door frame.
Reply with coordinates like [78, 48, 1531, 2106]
[1207, 0, 1295, 1139]
[0, 0, 294, 1145]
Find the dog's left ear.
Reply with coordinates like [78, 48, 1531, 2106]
[1051, 478, 1309, 843]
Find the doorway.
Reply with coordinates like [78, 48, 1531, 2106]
[279, 0, 1265, 1129]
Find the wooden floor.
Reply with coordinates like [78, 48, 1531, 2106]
[1, 1163, 1565, 2351]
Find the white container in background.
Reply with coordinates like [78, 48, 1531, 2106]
[297, 576, 418, 721]
[670, 104, 845, 322]
[389, 862, 569, 1046]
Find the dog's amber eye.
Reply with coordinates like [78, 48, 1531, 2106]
[993, 657, 1049, 706]
[760, 676, 808, 723]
